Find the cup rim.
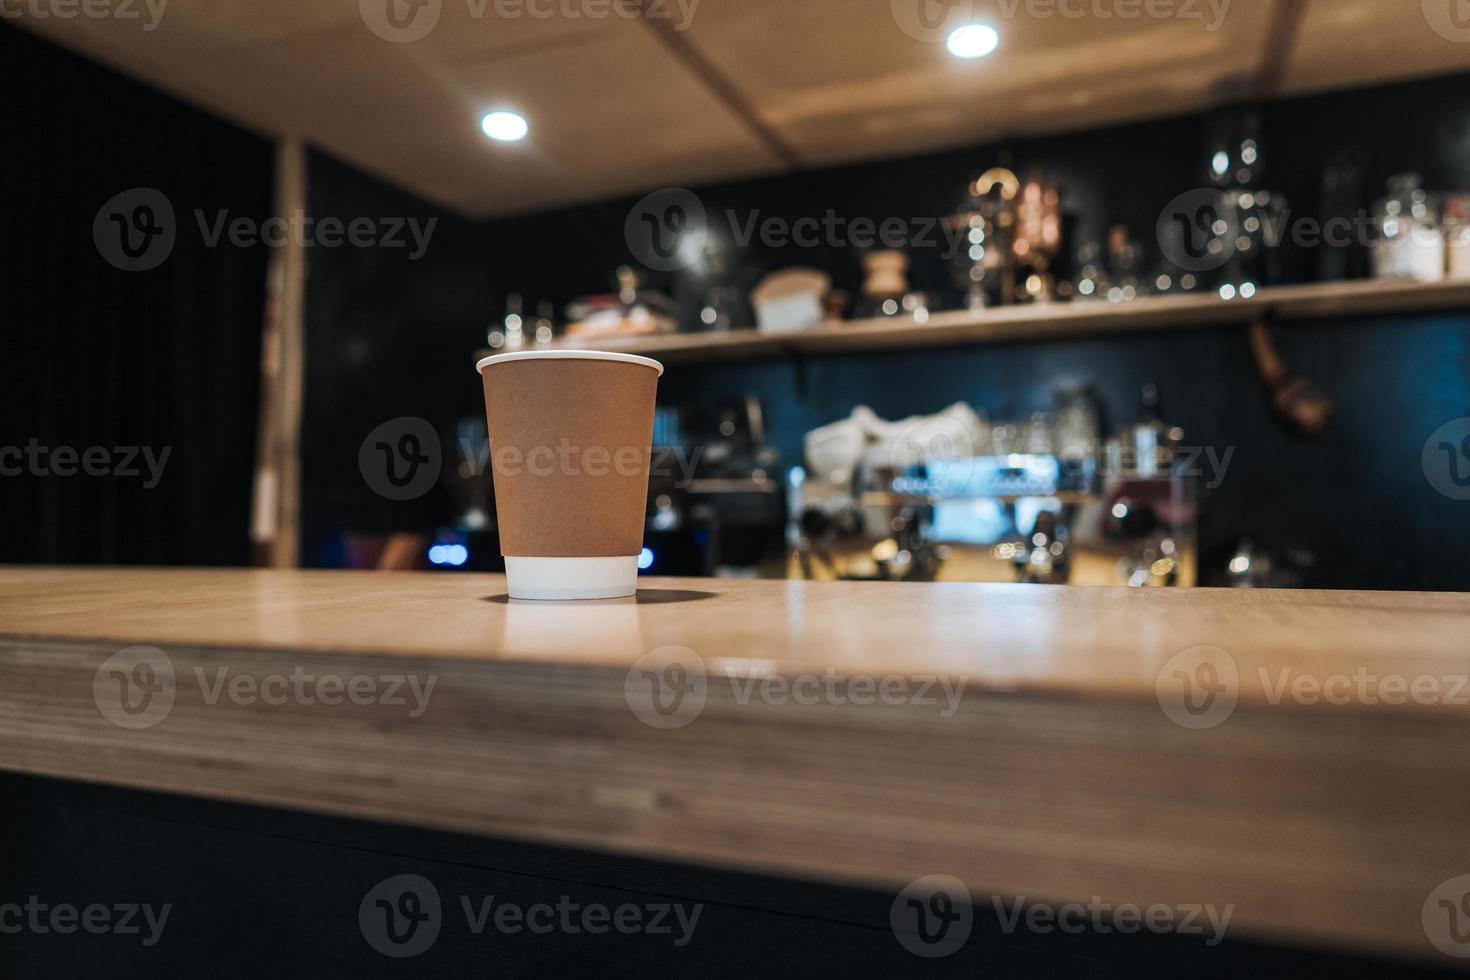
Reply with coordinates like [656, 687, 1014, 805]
[476, 349, 664, 376]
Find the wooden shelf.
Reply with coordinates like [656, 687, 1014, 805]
[480, 278, 1470, 366]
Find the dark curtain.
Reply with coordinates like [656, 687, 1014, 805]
[0, 23, 275, 565]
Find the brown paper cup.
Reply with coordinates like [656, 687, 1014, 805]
[475, 350, 663, 599]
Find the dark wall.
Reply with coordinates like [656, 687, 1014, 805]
[0, 23, 275, 565]
[298, 151, 496, 566]
[302, 72, 1470, 589]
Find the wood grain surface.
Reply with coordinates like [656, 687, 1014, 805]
[2, 566, 1469, 964]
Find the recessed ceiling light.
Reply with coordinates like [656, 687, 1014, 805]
[481, 111, 528, 142]
[946, 24, 999, 59]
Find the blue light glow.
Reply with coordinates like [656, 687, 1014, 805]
[637, 547, 655, 570]
[428, 543, 469, 567]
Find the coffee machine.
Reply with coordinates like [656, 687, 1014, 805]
[791, 389, 1197, 586]
[643, 397, 787, 577]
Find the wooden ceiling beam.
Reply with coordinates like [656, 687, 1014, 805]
[1254, 0, 1312, 98]
[634, 0, 804, 170]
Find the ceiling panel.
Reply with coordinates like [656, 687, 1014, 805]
[11, 0, 1470, 217]
[680, 0, 1279, 168]
[439, 27, 784, 211]
[1282, 0, 1470, 96]
[14, 2, 775, 216]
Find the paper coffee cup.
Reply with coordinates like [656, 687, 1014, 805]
[475, 350, 664, 600]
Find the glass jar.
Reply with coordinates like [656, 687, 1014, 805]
[1373, 174, 1445, 282]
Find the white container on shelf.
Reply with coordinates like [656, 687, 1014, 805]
[1445, 195, 1470, 280]
[1372, 174, 1446, 283]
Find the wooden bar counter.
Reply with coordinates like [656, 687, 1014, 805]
[3, 566, 1469, 968]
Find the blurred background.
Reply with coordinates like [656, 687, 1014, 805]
[3, 0, 1470, 590]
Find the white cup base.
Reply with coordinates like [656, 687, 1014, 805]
[504, 555, 639, 601]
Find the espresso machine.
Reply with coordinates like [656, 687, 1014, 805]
[791, 388, 1197, 586]
[644, 397, 787, 577]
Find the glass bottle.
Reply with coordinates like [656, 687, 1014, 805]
[1373, 174, 1445, 282]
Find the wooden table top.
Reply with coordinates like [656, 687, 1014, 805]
[4, 566, 1470, 964]
[3, 566, 1469, 709]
